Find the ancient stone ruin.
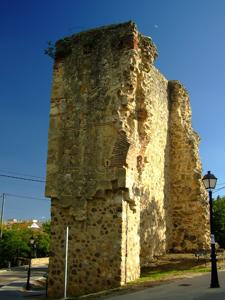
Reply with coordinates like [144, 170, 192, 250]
[45, 21, 209, 298]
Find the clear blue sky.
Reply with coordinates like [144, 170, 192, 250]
[0, 0, 225, 220]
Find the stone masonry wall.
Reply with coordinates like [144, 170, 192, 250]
[135, 53, 170, 265]
[48, 195, 140, 297]
[45, 21, 209, 298]
[48, 195, 130, 297]
[46, 22, 143, 298]
[168, 81, 209, 251]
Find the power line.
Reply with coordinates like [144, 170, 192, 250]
[0, 174, 45, 183]
[216, 182, 225, 186]
[213, 186, 225, 193]
[0, 169, 45, 180]
[1, 170, 225, 195]
[5, 193, 50, 202]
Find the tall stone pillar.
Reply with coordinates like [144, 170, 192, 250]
[45, 21, 145, 298]
[168, 81, 209, 252]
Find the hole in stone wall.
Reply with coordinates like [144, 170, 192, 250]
[105, 159, 110, 167]
[137, 155, 143, 172]
[111, 179, 118, 191]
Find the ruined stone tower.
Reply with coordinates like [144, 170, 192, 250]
[45, 21, 209, 298]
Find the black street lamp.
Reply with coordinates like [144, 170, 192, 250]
[26, 236, 35, 290]
[202, 170, 220, 288]
[26, 220, 40, 290]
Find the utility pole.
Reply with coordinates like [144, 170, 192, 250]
[0, 193, 5, 238]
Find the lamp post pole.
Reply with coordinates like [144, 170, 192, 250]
[208, 189, 220, 288]
[202, 170, 220, 288]
[26, 221, 40, 290]
[26, 239, 34, 290]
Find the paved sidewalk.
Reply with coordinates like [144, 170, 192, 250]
[0, 286, 45, 300]
[0, 283, 45, 300]
[1, 268, 225, 299]
[103, 270, 225, 300]
[0, 266, 46, 300]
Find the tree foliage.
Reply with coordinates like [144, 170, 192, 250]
[0, 221, 50, 268]
[35, 222, 50, 257]
[213, 195, 225, 249]
[0, 227, 30, 267]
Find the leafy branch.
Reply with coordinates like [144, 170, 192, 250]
[44, 41, 55, 59]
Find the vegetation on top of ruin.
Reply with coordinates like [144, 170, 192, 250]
[44, 41, 56, 59]
[44, 21, 136, 60]
[44, 21, 158, 61]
